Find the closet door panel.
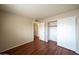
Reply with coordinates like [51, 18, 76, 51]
[57, 16, 76, 51]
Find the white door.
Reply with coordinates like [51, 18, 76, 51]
[57, 16, 76, 51]
[38, 23, 45, 41]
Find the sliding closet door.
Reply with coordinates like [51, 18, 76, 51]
[57, 16, 76, 51]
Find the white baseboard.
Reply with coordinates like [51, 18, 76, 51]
[0, 40, 33, 53]
[76, 51, 79, 54]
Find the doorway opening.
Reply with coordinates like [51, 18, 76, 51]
[33, 20, 39, 41]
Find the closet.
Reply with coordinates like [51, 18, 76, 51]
[48, 16, 76, 51]
[48, 21, 57, 42]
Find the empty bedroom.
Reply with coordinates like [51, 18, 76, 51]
[0, 4, 79, 55]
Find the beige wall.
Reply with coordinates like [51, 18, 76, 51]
[42, 9, 79, 53]
[0, 11, 34, 53]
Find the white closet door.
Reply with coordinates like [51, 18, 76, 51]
[57, 16, 76, 51]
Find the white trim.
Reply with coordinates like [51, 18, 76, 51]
[76, 51, 79, 54]
[0, 40, 33, 53]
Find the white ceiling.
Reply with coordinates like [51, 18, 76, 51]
[1, 4, 79, 19]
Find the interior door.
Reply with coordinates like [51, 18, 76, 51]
[38, 23, 45, 41]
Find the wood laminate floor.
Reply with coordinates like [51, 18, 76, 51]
[1, 39, 78, 55]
